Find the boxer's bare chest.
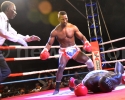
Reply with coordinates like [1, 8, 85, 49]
[56, 27, 75, 40]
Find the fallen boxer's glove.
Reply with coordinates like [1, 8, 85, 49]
[69, 77, 76, 91]
[74, 83, 88, 96]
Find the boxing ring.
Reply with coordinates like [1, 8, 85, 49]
[1, 37, 125, 100]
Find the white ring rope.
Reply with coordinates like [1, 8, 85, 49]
[5, 46, 125, 61]
[8, 56, 125, 64]
[0, 45, 83, 50]
[101, 47, 125, 54]
[9, 61, 125, 77]
[99, 37, 125, 45]
[102, 59, 125, 64]
[7, 46, 125, 77]
[23, 65, 87, 75]
[9, 65, 87, 77]
[0, 37, 125, 50]
[5, 55, 59, 61]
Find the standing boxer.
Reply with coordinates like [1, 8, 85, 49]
[0, 1, 41, 84]
[40, 11, 94, 95]
[69, 62, 124, 93]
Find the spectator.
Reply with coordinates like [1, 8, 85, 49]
[30, 83, 42, 93]
[62, 77, 69, 87]
[17, 88, 25, 95]
[42, 79, 55, 91]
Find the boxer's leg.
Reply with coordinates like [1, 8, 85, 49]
[85, 58, 94, 71]
[53, 54, 69, 95]
[74, 51, 94, 71]
[114, 62, 124, 74]
[108, 62, 124, 87]
[110, 74, 122, 87]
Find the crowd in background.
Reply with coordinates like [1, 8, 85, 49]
[1, 65, 115, 98]
[1, 69, 87, 98]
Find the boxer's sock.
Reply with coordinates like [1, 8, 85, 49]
[53, 82, 60, 95]
[85, 58, 94, 71]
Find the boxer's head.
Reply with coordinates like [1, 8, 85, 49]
[99, 76, 115, 92]
[58, 11, 68, 26]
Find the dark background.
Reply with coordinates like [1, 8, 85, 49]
[0, 0, 125, 81]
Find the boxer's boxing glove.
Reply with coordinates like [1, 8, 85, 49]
[40, 48, 50, 60]
[83, 41, 92, 52]
[74, 83, 88, 96]
[69, 77, 76, 89]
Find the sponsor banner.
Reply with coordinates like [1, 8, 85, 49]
[91, 41, 102, 70]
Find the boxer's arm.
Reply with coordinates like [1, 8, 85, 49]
[44, 31, 56, 51]
[74, 25, 91, 52]
[40, 31, 56, 60]
[74, 25, 88, 43]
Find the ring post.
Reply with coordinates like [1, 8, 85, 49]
[91, 41, 102, 70]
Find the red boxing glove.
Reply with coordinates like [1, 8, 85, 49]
[40, 48, 50, 60]
[74, 83, 88, 96]
[69, 77, 76, 88]
[83, 41, 92, 52]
